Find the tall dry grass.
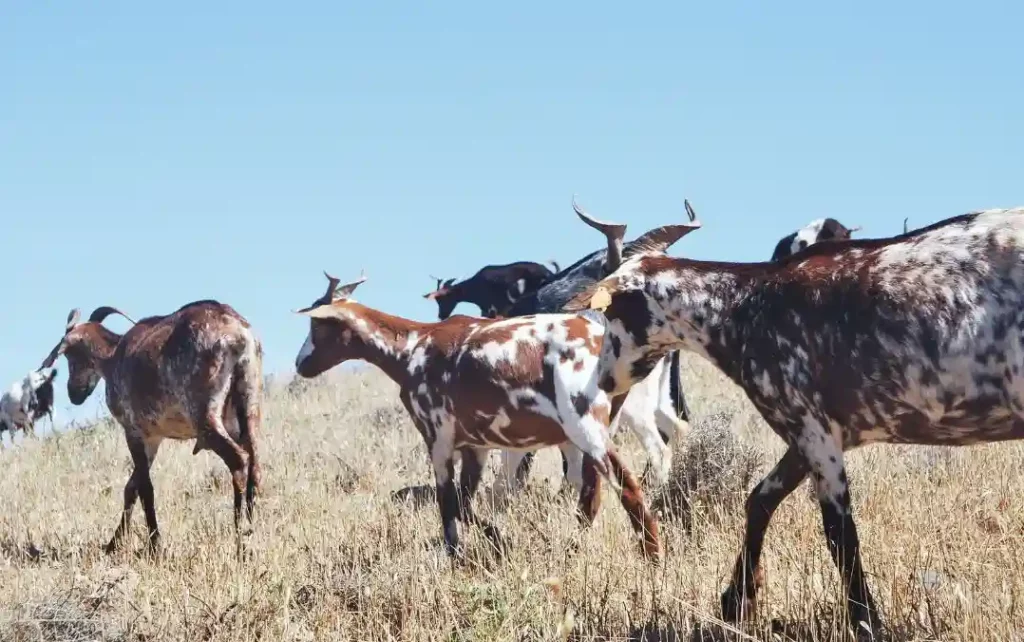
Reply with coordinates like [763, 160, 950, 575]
[1, 356, 1023, 641]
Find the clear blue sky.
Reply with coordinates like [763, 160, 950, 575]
[2, 1, 1022, 428]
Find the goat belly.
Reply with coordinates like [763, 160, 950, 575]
[454, 406, 566, 449]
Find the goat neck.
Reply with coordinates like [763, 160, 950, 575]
[330, 302, 427, 387]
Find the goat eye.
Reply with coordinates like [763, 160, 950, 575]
[798, 240, 808, 250]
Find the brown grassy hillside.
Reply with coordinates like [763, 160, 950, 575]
[1, 356, 1022, 641]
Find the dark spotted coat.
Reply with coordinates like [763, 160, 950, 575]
[567, 206, 1024, 639]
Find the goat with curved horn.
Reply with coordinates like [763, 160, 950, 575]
[573, 195, 627, 271]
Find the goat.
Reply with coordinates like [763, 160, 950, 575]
[423, 260, 559, 320]
[294, 272, 661, 560]
[498, 198, 694, 498]
[565, 206, 1024, 639]
[770, 217, 860, 261]
[0, 367, 58, 441]
[39, 302, 263, 554]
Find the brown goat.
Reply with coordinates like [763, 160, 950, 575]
[40, 301, 264, 554]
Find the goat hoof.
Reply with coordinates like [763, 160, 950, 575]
[721, 586, 755, 622]
[640, 537, 661, 563]
[854, 619, 885, 642]
[482, 526, 508, 558]
[103, 540, 121, 555]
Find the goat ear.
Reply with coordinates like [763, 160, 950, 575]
[562, 282, 614, 313]
[294, 303, 348, 321]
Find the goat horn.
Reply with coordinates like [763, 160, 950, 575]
[573, 195, 627, 272]
[334, 271, 368, 301]
[903, 217, 909, 234]
[88, 306, 137, 325]
[684, 199, 698, 223]
[628, 201, 704, 255]
[629, 222, 703, 255]
[65, 308, 80, 333]
[848, 226, 862, 233]
[39, 340, 65, 370]
[322, 270, 342, 301]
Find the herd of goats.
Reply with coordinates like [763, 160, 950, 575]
[4, 196, 1024, 640]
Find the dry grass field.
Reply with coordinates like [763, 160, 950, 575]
[2, 356, 1023, 641]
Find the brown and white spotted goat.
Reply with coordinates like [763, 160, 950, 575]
[40, 301, 263, 553]
[567, 206, 1024, 639]
[294, 272, 660, 559]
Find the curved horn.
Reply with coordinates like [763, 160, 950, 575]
[903, 217, 909, 234]
[848, 226, 862, 233]
[323, 270, 342, 301]
[334, 271, 368, 301]
[547, 260, 560, 273]
[573, 195, 627, 272]
[39, 341, 65, 370]
[65, 308, 80, 333]
[684, 199, 697, 223]
[627, 200, 704, 255]
[88, 306, 137, 325]
[629, 223, 703, 255]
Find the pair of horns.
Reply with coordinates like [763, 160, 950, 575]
[322, 270, 367, 302]
[573, 196, 702, 271]
[294, 271, 368, 319]
[424, 275, 456, 300]
[40, 306, 136, 368]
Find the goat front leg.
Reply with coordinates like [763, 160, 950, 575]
[107, 435, 161, 554]
[721, 446, 808, 623]
[577, 453, 602, 525]
[603, 450, 660, 561]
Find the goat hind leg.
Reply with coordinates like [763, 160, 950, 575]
[231, 361, 262, 523]
[199, 411, 250, 533]
[808, 437, 882, 640]
[457, 447, 505, 556]
[434, 455, 461, 557]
